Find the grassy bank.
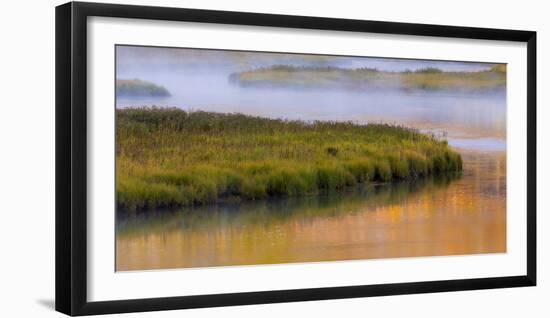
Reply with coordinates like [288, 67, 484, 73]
[117, 173, 459, 235]
[116, 79, 171, 97]
[229, 64, 506, 91]
[116, 107, 462, 210]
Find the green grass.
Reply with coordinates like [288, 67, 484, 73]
[229, 64, 506, 91]
[116, 107, 462, 210]
[116, 79, 171, 97]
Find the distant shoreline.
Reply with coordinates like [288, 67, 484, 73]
[230, 65, 506, 91]
[116, 79, 171, 97]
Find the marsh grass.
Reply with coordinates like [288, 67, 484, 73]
[116, 107, 462, 210]
[230, 64, 506, 91]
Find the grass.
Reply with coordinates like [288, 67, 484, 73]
[116, 79, 171, 97]
[116, 107, 462, 211]
[229, 64, 506, 91]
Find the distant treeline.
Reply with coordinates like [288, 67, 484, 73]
[229, 64, 506, 91]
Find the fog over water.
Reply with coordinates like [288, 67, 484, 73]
[116, 46, 506, 150]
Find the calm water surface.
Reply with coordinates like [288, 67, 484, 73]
[115, 53, 506, 271]
[117, 71, 506, 140]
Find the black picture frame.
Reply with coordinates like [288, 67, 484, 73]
[55, 1, 537, 316]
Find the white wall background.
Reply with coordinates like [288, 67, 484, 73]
[0, 0, 546, 316]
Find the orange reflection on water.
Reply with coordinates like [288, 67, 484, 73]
[116, 150, 506, 271]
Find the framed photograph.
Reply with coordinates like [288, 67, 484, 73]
[55, 1, 536, 316]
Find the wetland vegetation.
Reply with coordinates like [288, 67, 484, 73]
[116, 107, 462, 211]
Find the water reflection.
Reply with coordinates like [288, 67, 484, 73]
[116, 151, 505, 271]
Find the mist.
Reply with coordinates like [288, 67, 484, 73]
[115, 45, 506, 150]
